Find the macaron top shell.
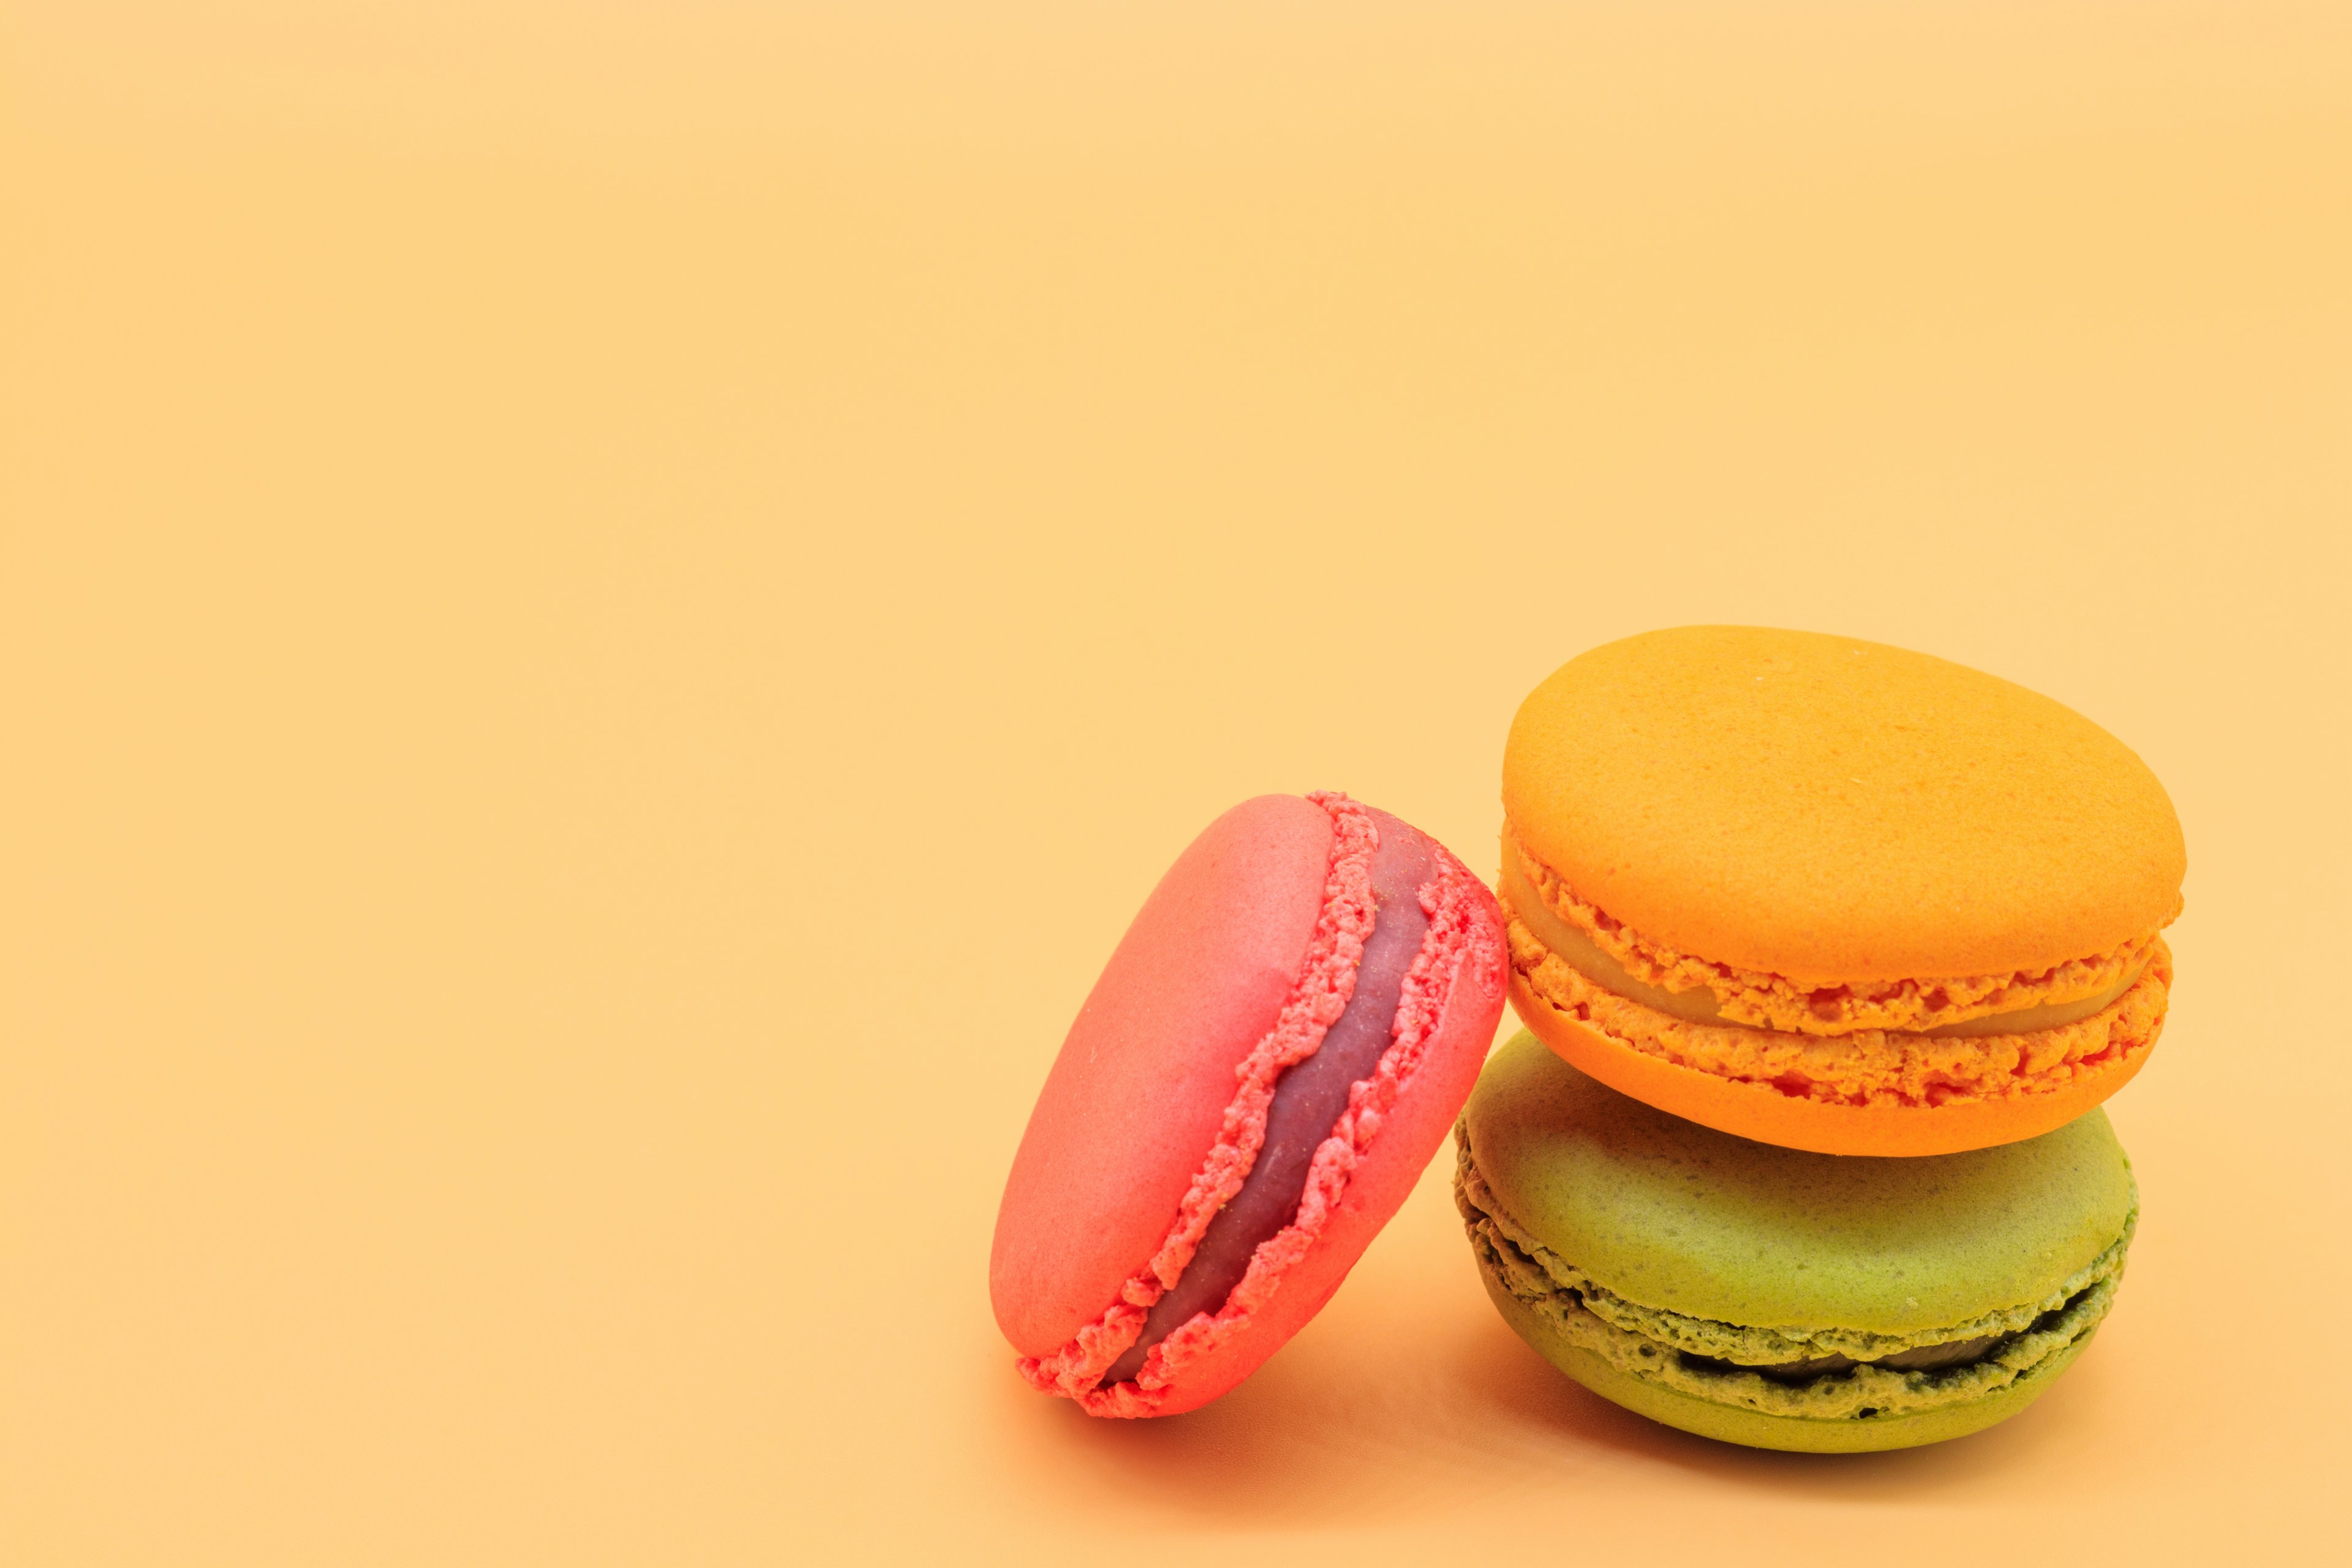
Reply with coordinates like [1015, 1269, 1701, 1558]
[1464, 1033, 2136, 1335]
[1503, 626, 2185, 982]
[992, 794, 1332, 1355]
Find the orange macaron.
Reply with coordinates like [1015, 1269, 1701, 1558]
[1499, 626, 2184, 1156]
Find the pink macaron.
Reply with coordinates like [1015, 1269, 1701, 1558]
[991, 793, 1508, 1418]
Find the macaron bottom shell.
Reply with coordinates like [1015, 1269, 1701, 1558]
[1475, 1257, 2095, 1453]
[1510, 971, 2155, 1158]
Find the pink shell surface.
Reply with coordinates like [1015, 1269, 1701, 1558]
[990, 795, 1332, 1356]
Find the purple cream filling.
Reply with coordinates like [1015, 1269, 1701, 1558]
[1097, 811, 1436, 1389]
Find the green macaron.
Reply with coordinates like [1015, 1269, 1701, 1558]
[1456, 1033, 2136, 1452]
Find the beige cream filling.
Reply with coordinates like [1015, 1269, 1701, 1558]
[1498, 851, 2146, 1043]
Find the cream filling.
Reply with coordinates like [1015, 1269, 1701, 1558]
[1498, 850, 2146, 1042]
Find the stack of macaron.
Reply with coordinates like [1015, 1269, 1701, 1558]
[993, 626, 2183, 1452]
[1464, 627, 2182, 1450]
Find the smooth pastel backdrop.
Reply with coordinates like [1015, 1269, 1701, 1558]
[4, 4, 2347, 1563]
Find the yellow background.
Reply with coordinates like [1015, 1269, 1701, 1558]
[6, 4, 2348, 1562]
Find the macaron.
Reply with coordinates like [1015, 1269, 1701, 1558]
[992, 793, 1508, 1417]
[1457, 1033, 2136, 1452]
[1501, 625, 2184, 1156]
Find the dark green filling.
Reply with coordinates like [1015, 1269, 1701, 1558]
[1679, 1298, 2081, 1385]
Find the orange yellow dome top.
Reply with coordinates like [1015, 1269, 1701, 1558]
[1502, 627, 2184, 985]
